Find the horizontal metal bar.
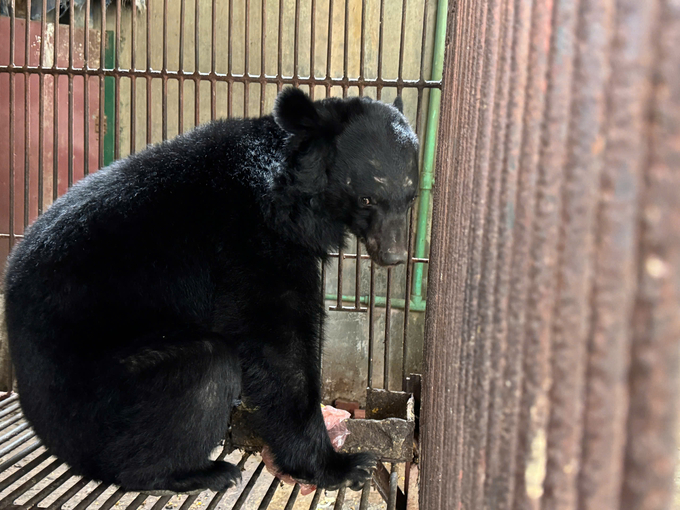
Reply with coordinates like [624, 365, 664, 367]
[0, 395, 19, 409]
[325, 294, 427, 312]
[0, 414, 24, 433]
[0, 404, 21, 420]
[44, 477, 90, 510]
[328, 252, 430, 264]
[17, 468, 73, 509]
[0, 443, 44, 475]
[0, 432, 36, 457]
[72, 483, 112, 510]
[0, 450, 50, 493]
[0, 66, 442, 90]
[0, 422, 30, 446]
[0, 459, 64, 509]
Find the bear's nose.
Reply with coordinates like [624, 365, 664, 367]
[381, 248, 408, 266]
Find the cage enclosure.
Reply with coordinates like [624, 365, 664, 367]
[0, 0, 445, 508]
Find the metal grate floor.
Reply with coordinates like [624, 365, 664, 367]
[0, 394, 406, 510]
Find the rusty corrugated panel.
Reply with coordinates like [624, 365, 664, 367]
[420, 0, 680, 509]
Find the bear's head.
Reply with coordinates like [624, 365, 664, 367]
[273, 88, 419, 267]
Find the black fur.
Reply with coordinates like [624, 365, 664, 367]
[4, 89, 419, 492]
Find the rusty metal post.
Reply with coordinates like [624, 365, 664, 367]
[420, 1, 680, 509]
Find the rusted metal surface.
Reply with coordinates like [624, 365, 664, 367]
[420, 1, 680, 510]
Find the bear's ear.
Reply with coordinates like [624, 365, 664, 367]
[273, 88, 321, 135]
[393, 96, 404, 113]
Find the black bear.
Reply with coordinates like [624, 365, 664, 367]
[4, 88, 419, 493]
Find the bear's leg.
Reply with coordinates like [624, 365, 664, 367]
[239, 343, 375, 490]
[107, 333, 242, 493]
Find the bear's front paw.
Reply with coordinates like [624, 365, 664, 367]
[320, 451, 377, 491]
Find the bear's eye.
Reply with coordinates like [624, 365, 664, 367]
[360, 197, 373, 207]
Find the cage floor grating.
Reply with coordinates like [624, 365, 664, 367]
[0, 394, 408, 510]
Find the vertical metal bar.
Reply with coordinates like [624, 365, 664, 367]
[145, 77, 152, 144]
[231, 461, 265, 510]
[84, 0, 91, 175]
[9, 49, 15, 251]
[146, 0, 152, 145]
[53, 0, 61, 199]
[401, 205, 416, 389]
[376, 0, 385, 99]
[320, 261, 326, 369]
[310, 0, 316, 96]
[387, 463, 398, 510]
[244, 0, 250, 115]
[99, 0, 107, 168]
[68, 0, 75, 186]
[23, 1, 31, 230]
[358, 0, 366, 95]
[508, 0, 553, 507]
[194, 0, 200, 127]
[336, 250, 343, 309]
[397, 0, 408, 95]
[384, 267, 392, 389]
[227, 0, 233, 115]
[359, 479, 371, 510]
[38, 75, 44, 215]
[577, 1, 659, 509]
[307, 489, 322, 510]
[354, 243, 361, 310]
[325, 0, 333, 96]
[367, 262, 375, 388]
[178, 0, 185, 134]
[68, 74, 73, 186]
[211, 0, 217, 120]
[332, 486, 346, 510]
[113, 0, 121, 158]
[259, 0, 266, 116]
[419, 4, 479, 507]
[277, 0, 283, 85]
[38, 0, 47, 213]
[162, 0, 168, 140]
[539, 0, 592, 505]
[177, 0, 186, 134]
[129, 0, 136, 155]
[256, 477, 279, 510]
[341, 0, 348, 97]
[620, 2, 680, 508]
[293, 0, 300, 87]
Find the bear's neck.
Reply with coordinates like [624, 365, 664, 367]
[241, 117, 346, 259]
[263, 185, 346, 260]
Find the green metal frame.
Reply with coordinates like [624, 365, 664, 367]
[103, 30, 115, 167]
[411, 0, 448, 309]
